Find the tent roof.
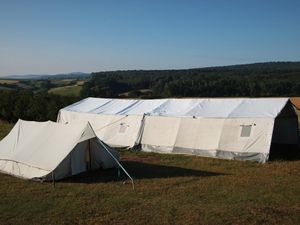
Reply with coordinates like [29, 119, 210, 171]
[0, 120, 96, 173]
[62, 97, 290, 118]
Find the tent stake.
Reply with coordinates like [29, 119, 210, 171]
[97, 139, 135, 190]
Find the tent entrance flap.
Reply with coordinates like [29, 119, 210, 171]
[85, 139, 92, 170]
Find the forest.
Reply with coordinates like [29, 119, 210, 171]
[0, 90, 78, 122]
[1, 62, 300, 122]
[81, 62, 300, 98]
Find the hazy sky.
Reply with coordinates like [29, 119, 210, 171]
[0, 0, 299, 76]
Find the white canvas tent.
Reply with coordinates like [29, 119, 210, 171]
[0, 120, 119, 180]
[58, 98, 299, 163]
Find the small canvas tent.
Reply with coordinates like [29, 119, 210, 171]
[58, 98, 299, 163]
[0, 120, 119, 180]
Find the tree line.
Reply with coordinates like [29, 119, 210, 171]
[0, 90, 78, 123]
[80, 62, 300, 98]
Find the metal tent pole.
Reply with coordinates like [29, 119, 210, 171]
[97, 139, 135, 190]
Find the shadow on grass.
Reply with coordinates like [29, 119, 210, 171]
[269, 144, 300, 161]
[62, 160, 224, 184]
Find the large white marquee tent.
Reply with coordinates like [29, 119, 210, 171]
[0, 120, 119, 180]
[58, 98, 299, 163]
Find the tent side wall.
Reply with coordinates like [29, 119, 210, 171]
[58, 110, 143, 148]
[173, 117, 224, 157]
[141, 116, 274, 163]
[0, 160, 50, 180]
[141, 116, 181, 153]
[217, 118, 274, 162]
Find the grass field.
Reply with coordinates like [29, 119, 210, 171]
[0, 79, 19, 84]
[48, 85, 82, 97]
[0, 122, 300, 224]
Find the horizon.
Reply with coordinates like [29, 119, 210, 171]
[0, 61, 300, 78]
[1, 61, 300, 77]
[1, 1, 300, 76]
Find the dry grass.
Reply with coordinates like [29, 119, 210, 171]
[0, 122, 300, 225]
[51, 79, 76, 85]
[76, 80, 86, 86]
[0, 79, 19, 84]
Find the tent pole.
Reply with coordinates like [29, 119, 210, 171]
[88, 139, 91, 170]
[132, 113, 146, 151]
[52, 171, 55, 188]
[97, 139, 135, 190]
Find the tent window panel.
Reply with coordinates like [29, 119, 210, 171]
[240, 125, 252, 137]
[119, 123, 127, 133]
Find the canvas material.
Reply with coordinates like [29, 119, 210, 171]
[61, 97, 289, 118]
[142, 144, 268, 163]
[140, 117, 274, 161]
[58, 110, 144, 147]
[0, 120, 118, 180]
[58, 98, 298, 163]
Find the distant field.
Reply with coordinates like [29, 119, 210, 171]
[0, 78, 86, 94]
[0, 121, 300, 225]
[76, 80, 85, 85]
[51, 79, 75, 85]
[48, 85, 82, 96]
[0, 79, 19, 84]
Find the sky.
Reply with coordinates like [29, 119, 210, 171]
[0, 0, 299, 76]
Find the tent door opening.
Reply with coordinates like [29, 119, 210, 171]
[70, 141, 88, 175]
[85, 139, 92, 171]
[269, 116, 299, 160]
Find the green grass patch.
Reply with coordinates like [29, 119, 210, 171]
[48, 85, 82, 97]
[0, 122, 300, 224]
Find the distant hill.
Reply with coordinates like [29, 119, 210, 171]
[89, 61, 300, 75]
[0, 72, 89, 93]
[196, 61, 300, 71]
[2, 72, 91, 80]
[2, 62, 300, 98]
[81, 61, 300, 98]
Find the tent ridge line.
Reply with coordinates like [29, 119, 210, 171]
[62, 110, 277, 119]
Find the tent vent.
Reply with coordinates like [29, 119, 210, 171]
[240, 125, 252, 137]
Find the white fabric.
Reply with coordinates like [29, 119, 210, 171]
[141, 117, 274, 154]
[61, 97, 289, 118]
[218, 118, 274, 153]
[0, 120, 118, 179]
[58, 97, 298, 163]
[58, 111, 144, 147]
[174, 118, 224, 151]
[141, 116, 181, 153]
